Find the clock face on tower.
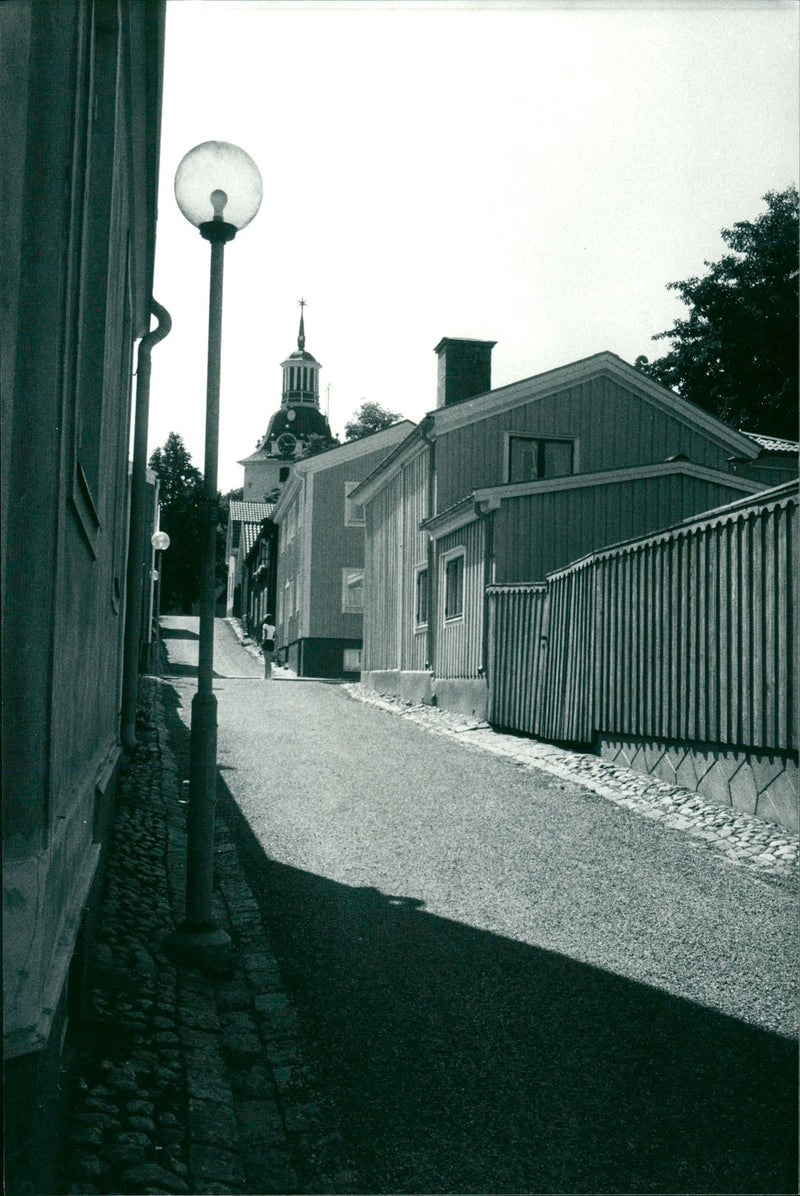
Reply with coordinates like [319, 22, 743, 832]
[276, 432, 297, 457]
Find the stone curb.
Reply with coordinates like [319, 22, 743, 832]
[344, 684, 799, 887]
[60, 677, 355, 1195]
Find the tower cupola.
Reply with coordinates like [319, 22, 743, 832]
[240, 301, 338, 501]
[280, 299, 321, 408]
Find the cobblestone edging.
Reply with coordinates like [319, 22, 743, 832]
[344, 684, 799, 887]
[60, 677, 354, 1195]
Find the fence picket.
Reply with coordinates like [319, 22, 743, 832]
[487, 487, 796, 753]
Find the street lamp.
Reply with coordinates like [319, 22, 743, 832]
[168, 141, 263, 970]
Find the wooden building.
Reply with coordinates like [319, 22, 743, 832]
[243, 514, 279, 642]
[352, 339, 797, 719]
[225, 500, 274, 617]
[1, 4, 165, 1190]
[487, 481, 798, 830]
[272, 421, 415, 679]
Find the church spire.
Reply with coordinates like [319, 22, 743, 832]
[297, 297, 306, 351]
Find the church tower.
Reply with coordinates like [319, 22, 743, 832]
[240, 302, 338, 501]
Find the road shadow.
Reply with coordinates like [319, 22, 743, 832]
[159, 625, 199, 640]
[162, 662, 234, 680]
[159, 681, 799, 1195]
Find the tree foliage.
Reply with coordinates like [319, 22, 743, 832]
[344, 400, 404, 441]
[148, 433, 204, 613]
[636, 186, 798, 438]
[298, 432, 340, 459]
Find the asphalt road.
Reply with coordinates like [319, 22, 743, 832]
[163, 616, 798, 1194]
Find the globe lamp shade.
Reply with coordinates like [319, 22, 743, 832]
[151, 531, 170, 552]
[174, 141, 263, 233]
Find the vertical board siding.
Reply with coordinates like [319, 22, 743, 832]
[436, 522, 485, 679]
[537, 559, 595, 742]
[363, 474, 403, 671]
[488, 490, 796, 751]
[488, 585, 548, 731]
[493, 473, 754, 590]
[401, 451, 430, 671]
[436, 375, 736, 513]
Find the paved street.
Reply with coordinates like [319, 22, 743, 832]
[164, 615, 798, 1194]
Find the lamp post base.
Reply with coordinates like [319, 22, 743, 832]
[164, 923, 234, 975]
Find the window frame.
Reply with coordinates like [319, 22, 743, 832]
[503, 433, 577, 484]
[442, 548, 465, 624]
[341, 567, 365, 613]
[414, 564, 429, 629]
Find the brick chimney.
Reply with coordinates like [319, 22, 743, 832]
[434, 337, 496, 408]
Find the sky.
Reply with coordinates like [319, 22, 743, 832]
[147, 0, 799, 494]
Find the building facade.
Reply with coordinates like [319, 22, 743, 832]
[1, 4, 165, 1190]
[353, 339, 797, 719]
[225, 500, 275, 617]
[272, 422, 415, 679]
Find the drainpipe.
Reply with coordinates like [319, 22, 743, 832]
[473, 495, 499, 688]
[121, 300, 172, 752]
[418, 417, 437, 674]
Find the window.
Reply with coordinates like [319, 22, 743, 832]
[508, 436, 573, 483]
[415, 566, 429, 627]
[344, 481, 365, 526]
[444, 552, 464, 621]
[343, 647, 362, 672]
[342, 568, 364, 612]
[279, 467, 290, 482]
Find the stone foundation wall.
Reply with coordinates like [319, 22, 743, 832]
[361, 672, 489, 721]
[361, 671, 435, 707]
[597, 736, 798, 833]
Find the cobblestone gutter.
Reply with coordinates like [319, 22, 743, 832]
[60, 677, 354, 1195]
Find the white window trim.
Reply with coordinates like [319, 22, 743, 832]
[502, 431, 579, 483]
[341, 567, 365, 613]
[414, 563, 429, 630]
[343, 646, 363, 671]
[441, 547, 466, 625]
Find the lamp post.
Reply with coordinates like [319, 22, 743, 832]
[168, 141, 263, 970]
[150, 529, 170, 672]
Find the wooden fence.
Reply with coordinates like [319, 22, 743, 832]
[487, 483, 797, 751]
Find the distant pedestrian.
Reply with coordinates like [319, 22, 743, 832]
[261, 615, 276, 679]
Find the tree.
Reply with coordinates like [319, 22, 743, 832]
[344, 400, 404, 441]
[636, 186, 798, 438]
[298, 432, 340, 460]
[148, 433, 204, 613]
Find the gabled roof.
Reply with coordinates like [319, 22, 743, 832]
[271, 420, 416, 523]
[351, 351, 767, 509]
[431, 351, 761, 460]
[229, 501, 275, 523]
[241, 522, 263, 556]
[740, 431, 799, 454]
[348, 417, 433, 507]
